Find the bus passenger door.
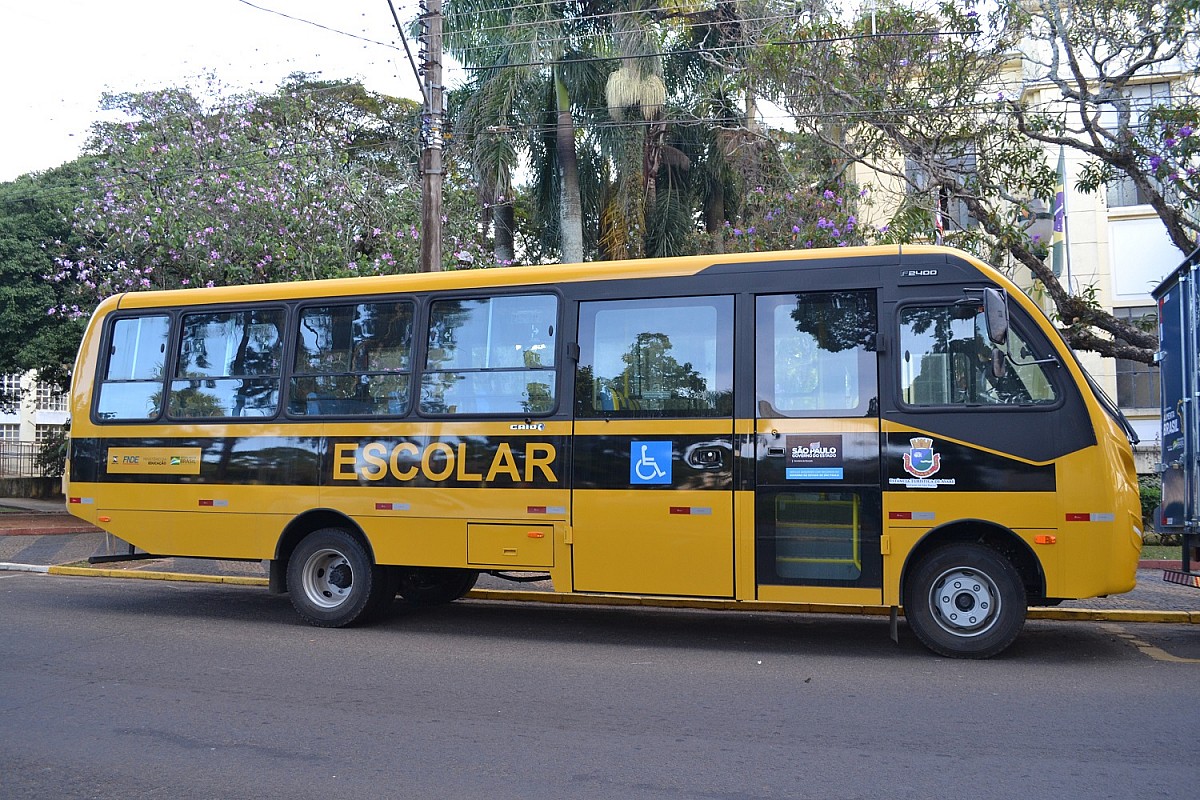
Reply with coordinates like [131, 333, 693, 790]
[752, 291, 884, 605]
[571, 296, 735, 597]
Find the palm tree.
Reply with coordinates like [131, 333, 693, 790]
[444, 0, 601, 263]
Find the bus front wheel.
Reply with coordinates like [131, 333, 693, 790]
[288, 528, 390, 628]
[904, 543, 1026, 659]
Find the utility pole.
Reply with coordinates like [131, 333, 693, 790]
[418, 0, 444, 272]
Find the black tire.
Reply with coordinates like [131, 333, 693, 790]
[287, 528, 391, 628]
[395, 567, 479, 607]
[903, 543, 1026, 659]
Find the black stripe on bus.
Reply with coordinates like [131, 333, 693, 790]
[883, 433, 1056, 492]
[70, 435, 568, 489]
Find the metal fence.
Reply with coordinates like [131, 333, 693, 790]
[0, 441, 44, 477]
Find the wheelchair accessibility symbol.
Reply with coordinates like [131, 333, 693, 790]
[630, 441, 672, 485]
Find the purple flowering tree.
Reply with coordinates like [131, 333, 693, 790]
[715, 185, 872, 253]
[51, 76, 487, 317]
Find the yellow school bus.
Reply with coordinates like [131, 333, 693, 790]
[63, 245, 1142, 657]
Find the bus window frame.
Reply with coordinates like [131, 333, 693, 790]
[754, 289, 879, 420]
[91, 309, 177, 426]
[285, 295, 418, 420]
[574, 293, 735, 420]
[893, 294, 1067, 414]
[164, 302, 290, 422]
[415, 287, 565, 420]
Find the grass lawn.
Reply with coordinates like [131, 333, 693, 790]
[1141, 544, 1180, 561]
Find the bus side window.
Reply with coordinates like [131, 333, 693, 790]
[755, 291, 877, 418]
[290, 301, 414, 417]
[576, 296, 733, 418]
[169, 308, 285, 419]
[420, 294, 558, 416]
[899, 304, 1058, 407]
[95, 315, 171, 421]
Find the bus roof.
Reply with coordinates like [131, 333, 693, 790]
[107, 244, 985, 311]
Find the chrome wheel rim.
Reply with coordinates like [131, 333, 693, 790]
[300, 548, 354, 609]
[927, 566, 1000, 638]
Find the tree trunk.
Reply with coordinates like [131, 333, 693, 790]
[494, 198, 515, 264]
[554, 65, 585, 264]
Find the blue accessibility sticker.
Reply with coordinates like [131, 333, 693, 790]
[630, 440, 672, 485]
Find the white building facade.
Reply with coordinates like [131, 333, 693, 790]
[0, 372, 69, 476]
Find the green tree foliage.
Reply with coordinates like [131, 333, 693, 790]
[0, 162, 93, 391]
[445, 0, 869, 263]
[444, 0, 600, 263]
[758, 0, 1198, 363]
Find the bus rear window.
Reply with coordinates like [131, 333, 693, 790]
[96, 315, 170, 421]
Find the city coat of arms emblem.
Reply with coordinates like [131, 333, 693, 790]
[902, 437, 941, 478]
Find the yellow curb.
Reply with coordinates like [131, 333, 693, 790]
[48, 565, 267, 587]
[1026, 608, 1198, 624]
[466, 590, 1199, 623]
[38, 571, 1200, 623]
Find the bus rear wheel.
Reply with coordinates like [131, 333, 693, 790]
[395, 567, 479, 606]
[904, 543, 1026, 659]
[288, 528, 390, 628]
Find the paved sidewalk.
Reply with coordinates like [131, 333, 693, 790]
[2, 499, 1198, 619]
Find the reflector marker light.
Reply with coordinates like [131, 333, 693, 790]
[888, 511, 936, 520]
[68, 497, 94, 505]
[198, 499, 229, 507]
[526, 506, 566, 515]
[374, 502, 411, 511]
[670, 507, 713, 515]
[1065, 513, 1115, 522]
[1034, 535, 1057, 545]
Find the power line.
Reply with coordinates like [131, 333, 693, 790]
[234, 0, 403, 52]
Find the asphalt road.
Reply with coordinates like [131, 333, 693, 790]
[2, 572, 1197, 800]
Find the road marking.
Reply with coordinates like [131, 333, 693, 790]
[1101, 623, 1200, 663]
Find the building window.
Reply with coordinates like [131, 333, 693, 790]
[34, 424, 60, 445]
[905, 149, 978, 235]
[0, 374, 22, 413]
[1104, 83, 1172, 208]
[0, 424, 19, 442]
[35, 383, 67, 412]
[1114, 306, 1159, 409]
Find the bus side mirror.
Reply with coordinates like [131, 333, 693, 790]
[991, 347, 1007, 379]
[983, 288, 1009, 346]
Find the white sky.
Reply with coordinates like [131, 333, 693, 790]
[1, 0, 437, 181]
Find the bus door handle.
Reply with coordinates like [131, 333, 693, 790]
[685, 443, 726, 470]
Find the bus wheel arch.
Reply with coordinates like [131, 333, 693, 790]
[273, 509, 372, 590]
[900, 521, 1042, 659]
[273, 510, 395, 627]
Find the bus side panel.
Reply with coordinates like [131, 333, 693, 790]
[86, 509, 286, 560]
[1050, 441, 1141, 598]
